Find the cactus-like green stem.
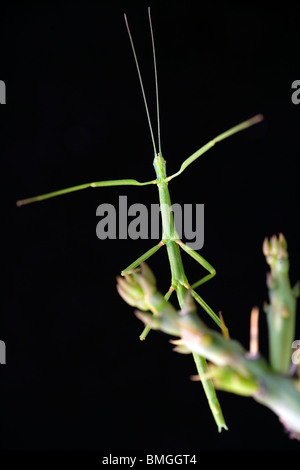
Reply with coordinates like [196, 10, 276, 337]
[263, 234, 298, 373]
[117, 256, 300, 439]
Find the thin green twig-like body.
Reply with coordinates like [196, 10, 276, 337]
[16, 8, 263, 431]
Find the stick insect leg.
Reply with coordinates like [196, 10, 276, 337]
[190, 289, 222, 330]
[121, 241, 165, 276]
[164, 285, 175, 302]
[16, 178, 156, 206]
[176, 240, 216, 289]
[167, 114, 263, 183]
[176, 240, 224, 330]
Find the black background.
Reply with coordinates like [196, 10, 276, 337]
[1, 0, 300, 451]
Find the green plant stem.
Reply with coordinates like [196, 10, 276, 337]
[136, 281, 300, 438]
[118, 263, 300, 439]
[263, 234, 298, 373]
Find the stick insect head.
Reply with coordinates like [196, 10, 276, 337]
[153, 153, 167, 180]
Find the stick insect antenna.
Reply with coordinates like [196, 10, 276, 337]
[124, 13, 158, 156]
[148, 7, 161, 155]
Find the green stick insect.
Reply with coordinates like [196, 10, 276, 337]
[17, 8, 263, 431]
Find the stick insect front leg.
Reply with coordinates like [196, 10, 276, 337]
[16, 178, 156, 207]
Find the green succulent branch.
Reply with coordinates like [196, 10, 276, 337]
[117, 235, 300, 439]
[263, 233, 299, 374]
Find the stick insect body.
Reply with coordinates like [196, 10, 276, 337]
[17, 8, 263, 431]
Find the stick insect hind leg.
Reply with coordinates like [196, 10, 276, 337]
[176, 240, 226, 331]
